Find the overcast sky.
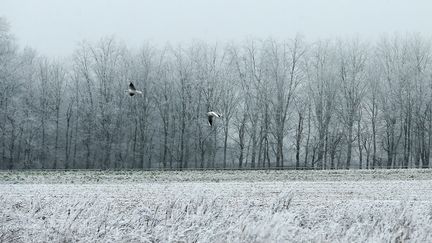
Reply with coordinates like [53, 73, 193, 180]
[1, 0, 431, 57]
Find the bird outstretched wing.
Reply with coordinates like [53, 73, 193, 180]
[129, 82, 136, 91]
[207, 111, 221, 118]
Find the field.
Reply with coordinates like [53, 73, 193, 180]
[1, 170, 432, 242]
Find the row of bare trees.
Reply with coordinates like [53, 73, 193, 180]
[2, 18, 432, 169]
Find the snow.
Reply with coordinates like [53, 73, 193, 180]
[1, 170, 432, 242]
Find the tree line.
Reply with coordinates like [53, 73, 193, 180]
[1, 18, 432, 170]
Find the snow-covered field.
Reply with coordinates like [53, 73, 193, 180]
[1, 170, 432, 242]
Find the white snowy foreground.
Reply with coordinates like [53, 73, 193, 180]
[1, 170, 432, 242]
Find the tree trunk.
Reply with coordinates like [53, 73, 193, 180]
[357, 118, 363, 169]
[223, 119, 229, 168]
[295, 112, 304, 168]
[346, 119, 354, 169]
[53, 106, 60, 169]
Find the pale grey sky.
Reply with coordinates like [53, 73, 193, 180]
[1, 0, 431, 57]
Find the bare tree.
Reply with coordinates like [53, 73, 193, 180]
[306, 40, 338, 168]
[265, 37, 306, 168]
[50, 61, 67, 169]
[3, 17, 432, 171]
[337, 39, 368, 169]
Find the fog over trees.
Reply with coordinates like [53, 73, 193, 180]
[2, 17, 432, 169]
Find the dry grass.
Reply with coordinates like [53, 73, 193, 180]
[1, 170, 432, 242]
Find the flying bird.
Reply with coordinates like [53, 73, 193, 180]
[207, 111, 222, 126]
[126, 82, 143, 96]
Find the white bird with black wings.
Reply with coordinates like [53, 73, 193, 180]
[126, 82, 143, 96]
[207, 111, 222, 126]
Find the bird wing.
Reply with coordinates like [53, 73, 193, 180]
[207, 111, 219, 117]
[208, 115, 213, 126]
[129, 82, 136, 91]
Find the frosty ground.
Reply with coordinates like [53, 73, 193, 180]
[1, 170, 432, 242]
